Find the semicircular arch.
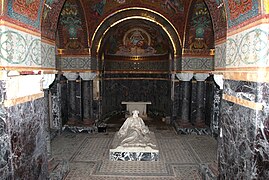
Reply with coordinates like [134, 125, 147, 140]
[91, 7, 182, 58]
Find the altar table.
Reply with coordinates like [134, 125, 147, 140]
[121, 101, 151, 116]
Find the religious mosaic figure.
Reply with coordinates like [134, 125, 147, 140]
[117, 110, 155, 148]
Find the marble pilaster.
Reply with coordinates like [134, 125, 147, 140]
[194, 73, 209, 127]
[42, 74, 55, 158]
[63, 73, 79, 125]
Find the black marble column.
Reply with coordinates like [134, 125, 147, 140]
[82, 80, 94, 125]
[195, 81, 206, 126]
[79, 72, 96, 125]
[68, 80, 77, 124]
[194, 73, 209, 127]
[175, 73, 193, 128]
[181, 81, 192, 126]
[64, 73, 79, 125]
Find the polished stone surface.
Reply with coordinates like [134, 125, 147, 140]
[0, 97, 48, 179]
[219, 80, 269, 179]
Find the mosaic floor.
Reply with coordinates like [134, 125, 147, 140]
[50, 122, 218, 180]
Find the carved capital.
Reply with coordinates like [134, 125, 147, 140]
[42, 74, 55, 89]
[79, 72, 97, 80]
[194, 73, 209, 81]
[176, 73, 193, 81]
[63, 72, 78, 81]
[213, 74, 224, 89]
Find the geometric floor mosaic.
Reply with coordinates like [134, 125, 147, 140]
[51, 125, 218, 180]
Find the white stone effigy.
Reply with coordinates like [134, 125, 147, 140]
[109, 110, 159, 161]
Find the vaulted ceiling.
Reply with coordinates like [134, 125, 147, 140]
[54, 0, 221, 57]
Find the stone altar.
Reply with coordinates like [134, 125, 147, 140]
[121, 101, 151, 117]
[110, 110, 159, 161]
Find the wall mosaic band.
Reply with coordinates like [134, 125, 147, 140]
[214, 42, 226, 69]
[0, 26, 55, 69]
[182, 57, 213, 71]
[41, 41, 56, 69]
[60, 56, 95, 70]
[226, 24, 269, 68]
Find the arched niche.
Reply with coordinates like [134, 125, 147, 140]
[91, 7, 182, 59]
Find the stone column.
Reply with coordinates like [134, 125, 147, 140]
[176, 73, 193, 127]
[194, 73, 209, 127]
[63, 72, 79, 125]
[79, 72, 97, 125]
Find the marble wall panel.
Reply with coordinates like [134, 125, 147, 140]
[219, 100, 257, 179]
[6, 97, 48, 179]
[223, 79, 257, 102]
[255, 82, 269, 177]
[219, 80, 269, 179]
[0, 80, 12, 179]
[102, 79, 171, 117]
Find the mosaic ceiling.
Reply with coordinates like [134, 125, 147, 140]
[101, 19, 171, 57]
[27, 0, 227, 41]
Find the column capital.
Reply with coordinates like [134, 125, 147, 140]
[42, 74, 55, 89]
[213, 74, 224, 89]
[194, 73, 209, 81]
[176, 73, 193, 81]
[63, 72, 78, 81]
[79, 72, 97, 80]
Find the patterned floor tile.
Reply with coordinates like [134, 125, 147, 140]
[94, 161, 171, 176]
[71, 137, 111, 162]
[51, 128, 218, 180]
[183, 135, 217, 163]
[158, 138, 198, 163]
[172, 165, 202, 180]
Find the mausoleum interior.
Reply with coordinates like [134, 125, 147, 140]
[0, 0, 269, 179]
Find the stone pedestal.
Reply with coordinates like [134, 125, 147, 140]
[109, 132, 159, 161]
